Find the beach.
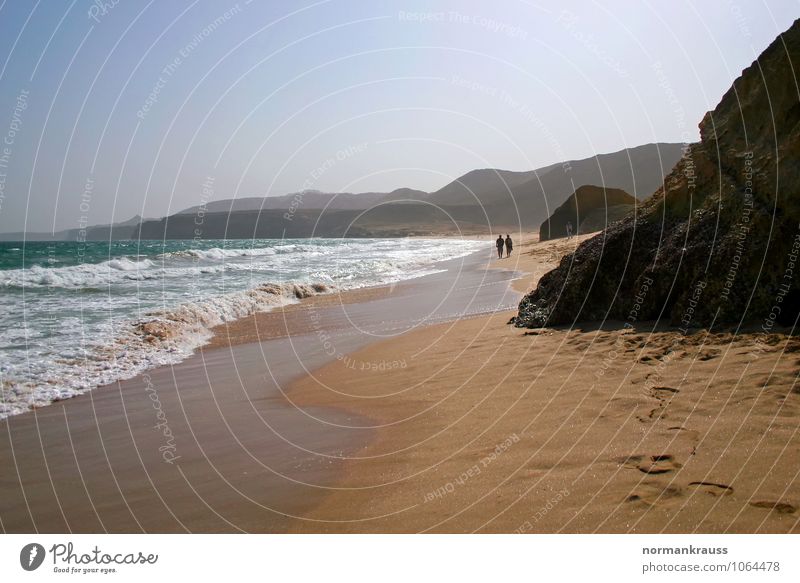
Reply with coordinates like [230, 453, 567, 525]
[2, 234, 798, 533]
[286, 235, 800, 533]
[0, 237, 520, 532]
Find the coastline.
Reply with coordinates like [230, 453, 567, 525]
[285, 235, 800, 533]
[0, 238, 523, 532]
[4, 232, 796, 533]
[0, 237, 491, 420]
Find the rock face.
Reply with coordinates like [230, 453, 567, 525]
[515, 19, 800, 329]
[538, 185, 636, 241]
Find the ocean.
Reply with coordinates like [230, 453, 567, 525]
[0, 238, 487, 419]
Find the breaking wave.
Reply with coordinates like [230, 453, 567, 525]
[0, 281, 331, 418]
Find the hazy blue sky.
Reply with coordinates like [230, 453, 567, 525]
[0, 0, 796, 232]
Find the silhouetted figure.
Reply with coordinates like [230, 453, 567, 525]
[566, 221, 574, 239]
[505, 234, 513, 257]
[496, 235, 504, 259]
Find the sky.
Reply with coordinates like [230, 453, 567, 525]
[0, 0, 796, 233]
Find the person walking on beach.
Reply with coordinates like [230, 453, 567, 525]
[505, 234, 513, 258]
[496, 235, 504, 259]
[566, 221, 574, 239]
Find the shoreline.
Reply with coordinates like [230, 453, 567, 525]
[0, 237, 490, 421]
[0, 238, 525, 532]
[5, 232, 794, 533]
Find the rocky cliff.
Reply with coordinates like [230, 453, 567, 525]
[515, 20, 800, 329]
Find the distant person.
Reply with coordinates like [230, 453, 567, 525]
[505, 234, 513, 257]
[496, 235, 504, 259]
[566, 221, 574, 239]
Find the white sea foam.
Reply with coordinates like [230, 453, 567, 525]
[1, 257, 159, 288]
[0, 281, 331, 418]
[160, 246, 279, 260]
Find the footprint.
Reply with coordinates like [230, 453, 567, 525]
[522, 330, 546, 336]
[749, 500, 797, 514]
[666, 427, 700, 455]
[783, 341, 800, 353]
[626, 481, 684, 506]
[638, 351, 673, 363]
[617, 454, 644, 466]
[697, 348, 721, 361]
[637, 388, 679, 423]
[667, 425, 699, 438]
[619, 454, 681, 475]
[689, 481, 733, 497]
[638, 454, 682, 474]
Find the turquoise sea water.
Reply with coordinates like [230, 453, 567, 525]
[0, 238, 487, 418]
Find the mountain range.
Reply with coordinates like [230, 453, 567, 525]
[1, 142, 684, 240]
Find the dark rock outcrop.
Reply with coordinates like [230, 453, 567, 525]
[515, 19, 800, 329]
[539, 185, 636, 241]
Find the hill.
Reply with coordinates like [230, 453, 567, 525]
[4, 143, 684, 241]
[134, 204, 490, 239]
[538, 185, 636, 241]
[515, 19, 800, 328]
[421, 143, 682, 228]
[177, 188, 428, 215]
[430, 142, 682, 206]
[0, 215, 149, 242]
[145, 143, 683, 239]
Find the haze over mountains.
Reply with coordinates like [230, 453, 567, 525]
[177, 188, 429, 215]
[0, 215, 153, 243]
[2, 142, 683, 240]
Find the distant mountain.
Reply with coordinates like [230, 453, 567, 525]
[177, 188, 428, 215]
[539, 185, 636, 241]
[0, 215, 150, 242]
[163, 142, 683, 238]
[425, 143, 684, 229]
[371, 187, 430, 205]
[5, 142, 684, 240]
[431, 143, 683, 206]
[515, 19, 800, 328]
[134, 205, 487, 240]
[429, 168, 546, 206]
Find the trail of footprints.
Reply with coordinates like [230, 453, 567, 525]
[620, 385, 797, 516]
[636, 386, 679, 424]
[622, 385, 716, 507]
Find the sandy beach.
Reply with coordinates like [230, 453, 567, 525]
[2, 233, 798, 533]
[286, 235, 800, 533]
[0, 238, 521, 533]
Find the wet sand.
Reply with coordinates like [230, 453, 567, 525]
[286, 235, 800, 533]
[0, 242, 520, 533]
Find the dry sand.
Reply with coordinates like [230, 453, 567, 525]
[287, 234, 800, 533]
